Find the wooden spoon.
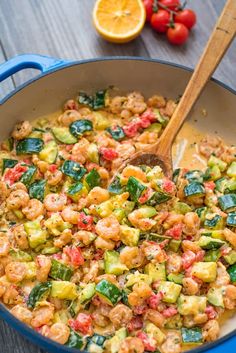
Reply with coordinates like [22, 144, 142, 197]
[115, 0, 236, 179]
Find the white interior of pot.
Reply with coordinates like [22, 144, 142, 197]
[0, 59, 235, 338]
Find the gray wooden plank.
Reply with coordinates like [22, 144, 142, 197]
[0, 44, 15, 101]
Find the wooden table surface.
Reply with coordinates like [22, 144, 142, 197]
[0, 0, 235, 352]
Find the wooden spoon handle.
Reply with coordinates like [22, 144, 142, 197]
[156, 0, 236, 156]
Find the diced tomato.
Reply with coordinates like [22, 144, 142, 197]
[205, 305, 217, 319]
[162, 306, 178, 318]
[127, 316, 143, 332]
[147, 292, 164, 309]
[165, 223, 183, 239]
[100, 147, 118, 161]
[22, 158, 31, 165]
[123, 121, 140, 137]
[51, 253, 63, 261]
[136, 331, 156, 352]
[141, 108, 157, 123]
[162, 178, 175, 193]
[159, 239, 170, 249]
[138, 188, 153, 204]
[195, 250, 205, 262]
[68, 313, 93, 335]
[221, 246, 231, 256]
[78, 212, 94, 231]
[48, 164, 58, 173]
[4, 163, 27, 185]
[204, 181, 216, 191]
[64, 246, 84, 267]
[182, 250, 196, 269]
[133, 304, 148, 315]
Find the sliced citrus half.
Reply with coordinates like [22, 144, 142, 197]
[93, 0, 146, 43]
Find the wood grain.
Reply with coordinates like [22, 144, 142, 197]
[0, 0, 235, 352]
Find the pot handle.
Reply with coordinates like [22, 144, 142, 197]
[0, 54, 69, 82]
[204, 334, 236, 353]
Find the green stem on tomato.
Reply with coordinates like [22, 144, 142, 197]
[152, 0, 159, 13]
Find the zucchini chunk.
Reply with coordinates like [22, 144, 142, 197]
[207, 287, 224, 307]
[191, 262, 217, 282]
[226, 212, 236, 227]
[85, 169, 101, 189]
[2, 158, 18, 173]
[208, 155, 227, 172]
[29, 179, 46, 201]
[144, 263, 166, 282]
[184, 170, 203, 182]
[108, 177, 124, 195]
[158, 281, 182, 303]
[126, 176, 147, 201]
[204, 214, 224, 230]
[16, 138, 44, 155]
[51, 281, 78, 300]
[178, 295, 207, 316]
[227, 161, 236, 178]
[120, 225, 140, 246]
[27, 282, 52, 308]
[70, 119, 93, 138]
[181, 327, 203, 344]
[198, 236, 225, 250]
[167, 273, 184, 285]
[67, 330, 85, 349]
[107, 126, 125, 141]
[61, 160, 86, 181]
[224, 250, 236, 265]
[227, 263, 236, 283]
[39, 140, 58, 164]
[52, 127, 77, 144]
[218, 194, 236, 212]
[146, 191, 171, 206]
[95, 279, 122, 306]
[20, 165, 37, 186]
[204, 249, 221, 262]
[49, 259, 73, 281]
[80, 283, 96, 304]
[184, 182, 205, 197]
[104, 250, 128, 275]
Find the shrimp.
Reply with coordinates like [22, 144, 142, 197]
[125, 92, 147, 114]
[63, 99, 79, 111]
[119, 337, 144, 353]
[44, 193, 67, 212]
[61, 205, 79, 224]
[10, 182, 27, 192]
[122, 165, 147, 182]
[224, 285, 236, 309]
[147, 95, 166, 108]
[120, 247, 144, 269]
[47, 323, 70, 344]
[128, 209, 156, 231]
[145, 309, 165, 328]
[36, 255, 52, 282]
[0, 181, 10, 202]
[3, 285, 22, 305]
[182, 278, 199, 295]
[202, 320, 220, 342]
[109, 96, 127, 114]
[223, 228, 236, 248]
[12, 121, 32, 140]
[92, 304, 111, 327]
[128, 282, 152, 306]
[161, 99, 177, 117]
[182, 212, 200, 236]
[54, 229, 72, 248]
[5, 262, 26, 283]
[22, 199, 44, 220]
[161, 331, 181, 353]
[71, 138, 90, 164]
[6, 189, 30, 210]
[83, 260, 99, 283]
[215, 263, 230, 287]
[58, 109, 81, 126]
[108, 304, 132, 329]
[73, 230, 96, 246]
[45, 169, 63, 186]
[94, 236, 115, 250]
[11, 304, 33, 325]
[0, 235, 10, 256]
[87, 187, 110, 205]
[166, 253, 182, 274]
[95, 215, 120, 241]
[181, 240, 201, 253]
[31, 304, 54, 328]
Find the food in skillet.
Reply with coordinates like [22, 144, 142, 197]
[0, 89, 236, 353]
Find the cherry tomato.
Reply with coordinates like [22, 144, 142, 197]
[175, 9, 197, 29]
[167, 23, 189, 45]
[159, 0, 180, 11]
[100, 147, 118, 161]
[151, 9, 170, 33]
[162, 307, 178, 318]
[143, 0, 153, 22]
[137, 331, 156, 352]
[68, 313, 93, 335]
[127, 316, 143, 332]
[64, 245, 84, 267]
[165, 223, 183, 239]
[4, 164, 28, 186]
[78, 212, 94, 231]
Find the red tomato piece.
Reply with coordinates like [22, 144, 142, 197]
[182, 250, 196, 269]
[138, 188, 153, 204]
[195, 250, 205, 262]
[162, 306, 178, 318]
[175, 9, 197, 29]
[147, 292, 164, 309]
[151, 9, 171, 33]
[48, 164, 58, 173]
[78, 212, 94, 231]
[4, 164, 28, 186]
[167, 23, 189, 45]
[159, 0, 180, 11]
[68, 313, 93, 335]
[64, 246, 84, 267]
[100, 147, 118, 161]
[205, 305, 217, 319]
[127, 316, 143, 332]
[137, 331, 156, 352]
[141, 108, 157, 123]
[123, 121, 140, 137]
[165, 223, 183, 239]
[133, 304, 148, 315]
[143, 0, 154, 22]
[162, 178, 175, 193]
[204, 181, 216, 191]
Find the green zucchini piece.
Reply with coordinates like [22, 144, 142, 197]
[61, 160, 86, 181]
[78, 91, 93, 107]
[208, 155, 227, 172]
[67, 181, 83, 196]
[167, 273, 184, 284]
[198, 236, 225, 250]
[207, 287, 224, 307]
[120, 225, 140, 246]
[215, 177, 228, 193]
[218, 194, 236, 212]
[146, 191, 171, 205]
[204, 249, 221, 262]
[145, 122, 162, 132]
[96, 279, 122, 306]
[204, 214, 224, 230]
[69, 119, 93, 138]
[67, 330, 84, 349]
[153, 109, 168, 126]
[85, 169, 101, 189]
[225, 179, 236, 193]
[174, 202, 192, 215]
[29, 179, 46, 201]
[89, 334, 106, 346]
[181, 327, 202, 344]
[27, 281, 52, 308]
[168, 239, 181, 252]
[191, 262, 217, 282]
[20, 165, 37, 186]
[184, 170, 203, 182]
[52, 127, 77, 144]
[226, 212, 236, 227]
[126, 176, 147, 202]
[184, 182, 205, 197]
[16, 138, 44, 155]
[158, 281, 182, 303]
[203, 166, 221, 181]
[80, 283, 96, 304]
[87, 143, 99, 164]
[227, 263, 236, 283]
[24, 219, 47, 248]
[9, 249, 32, 262]
[108, 177, 124, 195]
[178, 295, 207, 316]
[144, 263, 166, 282]
[93, 90, 107, 110]
[224, 250, 236, 265]
[172, 168, 181, 183]
[39, 140, 58, 164]
[2, 159, 18, 173]
[49, 259, 73, 281]
[51, 281, 78, 300]
[195, 207, 208, 222]
[107, 126, 125, 141]
[227, 161, 236, 178]
[104, 250, 128, 275]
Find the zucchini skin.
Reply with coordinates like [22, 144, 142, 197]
[2, 158, 18, 173]
[181, 327, 203, 343]
[126, 176, 147, 202]
[218, 194, 236, 211]
[27, 282, 52, 308]
[61, 160, 87, 181]
[69, 119, 93, 138]
[16, 138, 44, 155]
[184, 182, 205, 197]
